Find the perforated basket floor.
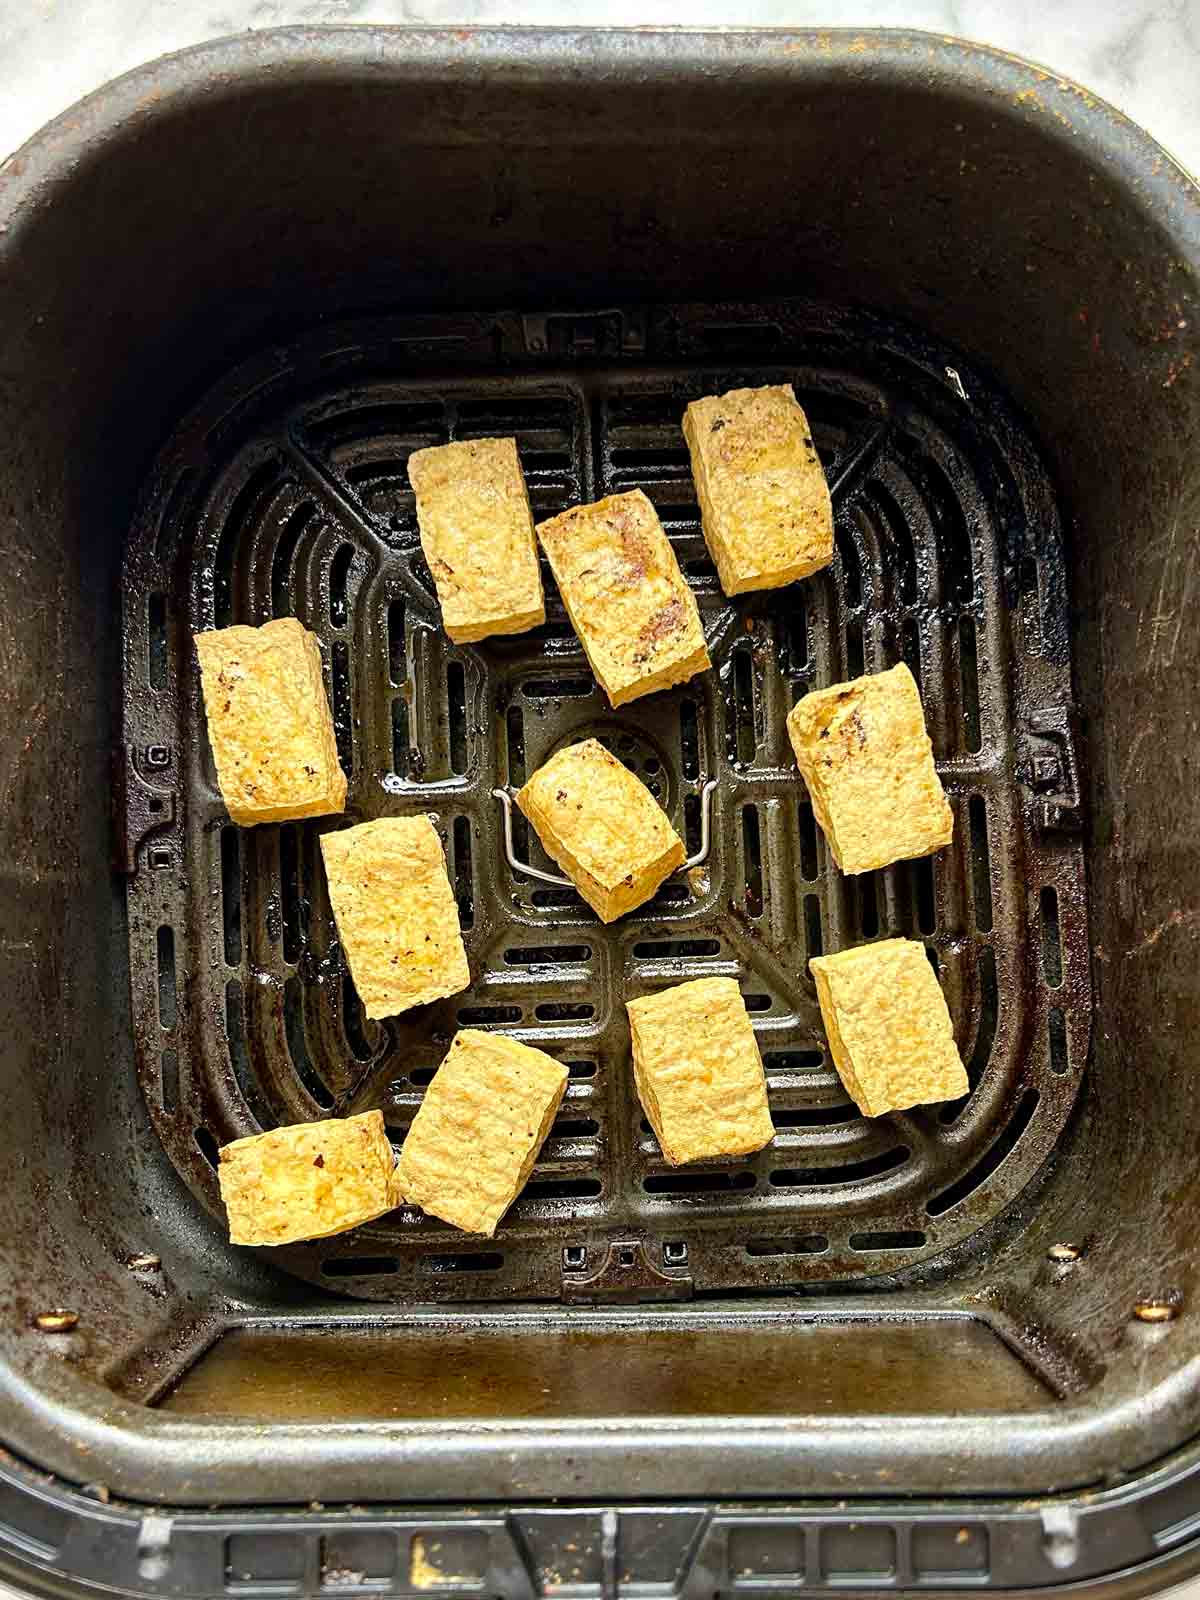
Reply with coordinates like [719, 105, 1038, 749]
[120, 301, 1090, 1302]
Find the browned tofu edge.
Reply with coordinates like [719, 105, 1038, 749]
[194, 619, 347, 826]
[625, 977, 775, 1165]
[785, 662, 953, 874]
[535, 491, 711, 706]
[397, 1031, 568, 1235]
[681, 386, 834, 595]
[515, 740, 685, 922]
[407, 436, 545, 642]
[809, 941, 967, 1117]
[319, 817, 471, 1021]
[217, 1109, 402, 1246]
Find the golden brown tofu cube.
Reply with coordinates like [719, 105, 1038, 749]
[407, 437, 545, 643]
[626, 976, 775, 1165]
[517, 739, 685, 922]
[218, 1110, 402, 1246]
[194, 618, 346, 826]
[683, 384, 834, 595]
[535, 490, 710, 706]
[398, 1029, 568, 1235]
[786, 662, 953, 874]
[320, 818, 470, 1021]
[810, 938, 968, 1117]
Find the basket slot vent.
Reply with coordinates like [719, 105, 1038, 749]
[458, 1005, 522, 1025]
[342, 972, 375, 1063]
[220, 826, 242, 967]
[960, 616, 982, 751]
[331, 639, 352, 775]
[156, 926, 177, 1030]
[279, 825, 303, 964]
[422, 1252, 503, 1274]
[535, 1001, 594, 1022]
[387, 597, 406, 685]
[850, 1229, 927, 1252]
[969, 795, 994, 932]
[523, 675, 593, 698]
[771, 1148, 910, 1187]
[447, 660, 467, 774]
[1041, 886, 1063, 987]
[927, 1089, 1039, 1217]
[1049, 1007, 1069, 1075]
[645, 1170, 756, 1195]
[160, 1049, 178, 1115]
[742, 806, 764, 918]
[322, 1256, 400, 1278]
[328, 542, 354, 629]
[453, 816, 474, 929]
[505, 945, 591, 966]
[271, 503, 312, 618]
[284, 976, 333, 1110]
[194, 1127, 220, 1169]
[746, 1234, 826, 1257]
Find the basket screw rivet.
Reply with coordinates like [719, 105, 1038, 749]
[1048, 1243, 1081, 1263]
[33, 1310, 78, 1333]
[128, 1254, 162, 1271]
[1133, 1299, 1178, 1324]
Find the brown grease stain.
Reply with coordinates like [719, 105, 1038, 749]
[162, 1318, 1050, 1422]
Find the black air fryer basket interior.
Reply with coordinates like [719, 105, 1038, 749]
[0, 26, 1198, 1600]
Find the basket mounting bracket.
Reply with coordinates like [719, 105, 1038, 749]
[561, 1239, 693, 1304]
[1017, 704, 1083, 833]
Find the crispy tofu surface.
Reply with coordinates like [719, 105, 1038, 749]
[407, 436, 545, 643]
[626, 976, 774, 1165]
[535, 490, 710, 706]
[786, 662, 952, 874]
[683, 384, 833, 595]
[810, 938, 968, 1117]
[194, 618, 346, 826]
[218, 1110, 402, 1246]
[517, 739, 685, 922]
[398, 1029, 568, 1235]
[320, 817, 470, 1021]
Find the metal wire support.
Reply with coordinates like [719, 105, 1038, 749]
[492, 778, 719, 888]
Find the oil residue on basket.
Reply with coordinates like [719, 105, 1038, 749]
[160, 1317, 1051, 1420]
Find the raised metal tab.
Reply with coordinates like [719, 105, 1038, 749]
[1018, 704, 1083, 833]
[562, 1239, 693, 1303]
[113, 745, 177, 875]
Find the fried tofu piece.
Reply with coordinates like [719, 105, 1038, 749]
[407, 436, 545, 643]
[786, 662, 952, 874]
[535, 490, 710, 706]
[320, 818, 469, 1021]
[194, 618, 346, 826]
[517, 739, 685, 922]
[683, 384, 833, 595]
[810, 938, 967, 1117]
[627, 977, 775, 1165]
[218, 1110, 402, 1246]
[398, 1029, 568, 1235]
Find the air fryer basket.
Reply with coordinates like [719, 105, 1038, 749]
[122, 300, 1090, 1305]
[1, 25, 1198, 1600]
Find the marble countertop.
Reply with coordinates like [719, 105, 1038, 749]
[1, 0, 1198, 175]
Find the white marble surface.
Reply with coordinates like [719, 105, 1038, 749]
[0, 0, 1198, 175]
